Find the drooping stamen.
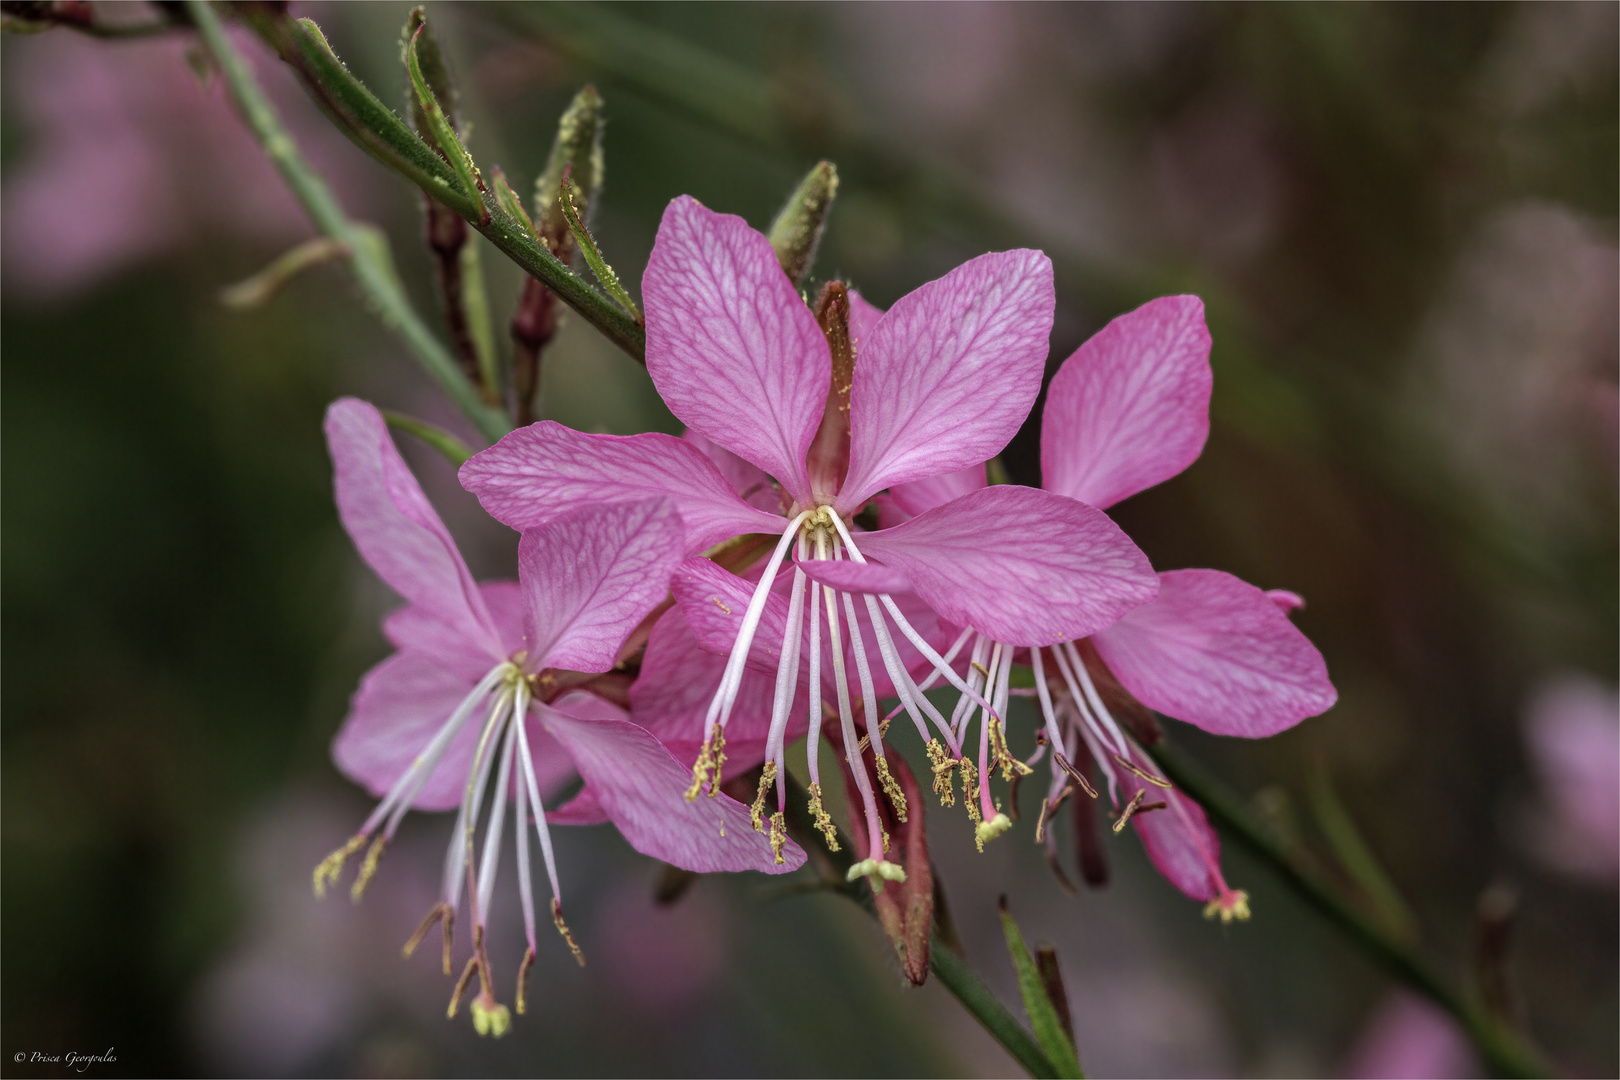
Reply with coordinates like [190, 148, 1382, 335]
[515, 680, 563, 913]
[1063, 640, 1134, 759]
[1030, 647, 1069, 754]
[442, 688, 514, 916]
[750, 760, 777, 833]
[1113, 752, 1173, 790]
[1112, 789, 1148, 833]
[804, 576, 825, 788]
[838, 586, 908, 822]
[1034, 786, 1076, 844]
[551, 897, 584, 966]
[806, 782, 840, 851]
[768, 811, 787, 865]
[1052, 751, 1099, 799]
[816, 535, 889, 859]
[515, 947, 536, 1016]
[760, 545, 810, 809]
[475, 711, 520, 927]
[350, 836, 387, 902]
[878, 626, 975, 728]
[402, 901, 453, 974]
[927, 740, 958, 806]
[313, 834, 365, 899]
[448, 954, 480, 1018]
[691, 512, 810, 800]
[961, 757, 982, 828]
[949, 635, 991, 747]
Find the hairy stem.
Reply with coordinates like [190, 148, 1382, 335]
[184, 0, 508, 442]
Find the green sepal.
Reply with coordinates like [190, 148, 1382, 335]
[559, 176, 641, 323]
[999, 898, 1084, 1079]
[381, 410, 474, 466]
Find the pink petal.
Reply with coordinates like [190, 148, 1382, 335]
[333, 652, 572, 812]
[547, 781, 608, 825]
[1132, 779, 1226, 903]
[886, 462, 988, 520]
[1266, 588, 1305, 612]
[1092, 569, 1337, 738]
[847, 289, 885, 352]
[643, 196, 828, 504]
[629, 606, 782, 775]
[795, 556, 912, 596]
[383, 581, 525, 683]
[1343, 992, 1478, 1080]
[325, 398, 501, 660]
[856, 486, 1158, 645]
[459, 421, 785, 556]
[839, 250, 1055, 510]
[541, 692, 805, 873]
[519, 500, 685, 674]
[684, 429, 782, 513]
[1040, 295, 1212, 509]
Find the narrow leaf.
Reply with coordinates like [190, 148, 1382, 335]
[459, 236, 499, 396]
[999, 898, 1085, 1079]
[406, 23, 487, 222]
[381, 410, 474, 465]
[560, 175, 641, 323]
[218, 236, 347, 310]
[1308, 766, 1419, 943]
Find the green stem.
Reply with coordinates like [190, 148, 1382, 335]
[184, 0, 508, 443]
[776, 773, 1060, 1079]
[1151, 741, 1552, 1079]
[243, 11, 647, 366]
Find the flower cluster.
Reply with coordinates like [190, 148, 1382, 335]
[316, 195, 1335, 1032]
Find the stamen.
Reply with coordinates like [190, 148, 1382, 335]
[402, 901, 450, 974]
[514, 683, 564, 906]
[768, 811, 787, 865]
[1034, 787, 1076, 844]
[990, 716, 1033, 782]
[1063, 640, 1133, 758]
[750, 761, 777, 833]
[816, 545, 888, 859]
[448, 955, 480, 1018]
[760, 558, 809, 800]
[350, 835, 387, 902]
[873, 756, 908, 823]
[551, 898, 585, 966]
[475, 712, 520, 924]
[1113, 753, 1174, 790]
[926, 740, 957, 806]
[960, 757, 982, 827]
[515, 946, 535, 1015]
[684, 729, 720, 802]
[1052, 751, 1099, 799]
[1111, 789, 1148, 833]
[804, 576, 826, 788]
[806, 782, 840, 851]
[312, 833, 365, 898]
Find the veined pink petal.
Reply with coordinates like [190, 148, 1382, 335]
[1130, 774, 1226, 903]
[643, 196, 828, 504]
[546, 779, 608, 825]
[1092, 569, 1337, 738]
[333, 652, 572, 812]
[839, 250, 1054, 510]
[795, 556, 912, 596]
[886, 462, 988, 520]
[519, 500, 685, 674]
[459, 422, 785, 556]
[542, 692, 804, 873]
[856, 486, 1157, 645]
[684, 429, 782, 513]
[847, 289, 885, 354]
[384, 581, 524, 684]
[325, 398, 501, 661]
[629, 605, 782, 774]
[1041, 295, 1212, 509]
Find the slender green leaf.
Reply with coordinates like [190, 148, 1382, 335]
[1308, 766, 1419, 943]
[999, 900, 1084, 1079]
[559, 176, 641, 322]
[218, 236, 348, 310]
[405, 23, 486, 222]
[381, 411, 473, 466]
[459, 236, 498, 396]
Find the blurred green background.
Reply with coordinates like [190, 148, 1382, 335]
[3, 3, 1615, 1076]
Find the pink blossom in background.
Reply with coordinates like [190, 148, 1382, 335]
[1, 24, 362, 299]
[1342, 992, 1478, 1080]
[598, 879, 727, 1018]
[1523, 673, 1620, 884]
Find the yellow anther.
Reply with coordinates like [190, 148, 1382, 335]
[312, 833, 366, 898]
[350, 835, 387, 903]
[447, 956, 479, 1019]
[960, 758, 982, 826]
[768, 811, 787, 865]
[552, 898, 585, 967]
[471, 993, 512, 1037]
[708, 724, 727, 795]
[807, 782, 840, 851]
[1204, 890, 1252, 923]
[873, 756, 908, 822]
[989, 716, 1032, 781]
[856, 714, 892, 753]
[926, 741, 957, 807]
[976, 812, 1012, 852]
[750, 761, 777, 833]
[882, 828, 891, 853]
[1034, 787, 1076, 843]
[1112, 789, 1148, 834]
[515, 947, 535, 1015]
[684, 730, 718, 802]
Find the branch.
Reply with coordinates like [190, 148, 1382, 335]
[183, 0, 508, 443]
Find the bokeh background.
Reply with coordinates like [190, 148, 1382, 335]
[3, 3, 1615, 1077]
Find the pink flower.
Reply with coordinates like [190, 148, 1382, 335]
[315, 399, 798, 1036]
[821, 295, 1336, 913]
[461, 196, 1158, 883]
[1342, 991, 1478, 1079]
[1522, 673, 1619, 884]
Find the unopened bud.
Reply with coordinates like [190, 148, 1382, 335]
[769, 160, 837, 287]
[534, 86, 605, 258]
